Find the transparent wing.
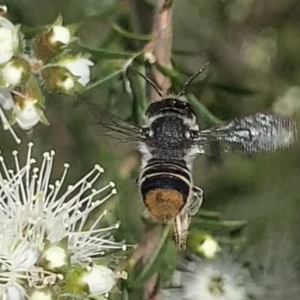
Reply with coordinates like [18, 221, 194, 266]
[98, 113, 142, 143]
[198, 113, 297, 154]
[82, 97, 142, 144]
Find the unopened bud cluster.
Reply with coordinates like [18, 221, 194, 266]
[0, 7, 94, 143]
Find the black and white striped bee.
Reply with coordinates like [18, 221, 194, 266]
[100, 66, 297, 250]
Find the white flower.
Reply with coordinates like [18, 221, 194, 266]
[82, 265, 116, 295]
[0, 237, 42, 300]
[2, 61, 24, 86]
[0, 143, 126, 299]
[0, 17, 19, 64]
[49, 26, 70, 45]
[13, 99, 42, 130]
[247, 234, 300, 300]
[59, 56, 94, 86]
[162, 255, 259, 300]
[0, 143, 125, 264]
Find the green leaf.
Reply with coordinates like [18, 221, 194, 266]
[79, 43, 141, 60]
[191, 219, 247, 233]
[199, 209, 221, 220]
[159, 240, 177, 286]
[84, 53, 141, 92]
[127, 65, 149, 125]
[112, 23, 153, 41]
[209, 82, 257, 96]
[85, 69, 123, 91]
[187, 94, 222, 125]
[129, 225, 171, 287]
[217, 236, 247, 247]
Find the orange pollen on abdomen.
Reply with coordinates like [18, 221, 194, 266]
[144, 188, 186, 222]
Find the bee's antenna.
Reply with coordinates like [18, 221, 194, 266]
[177, 63, 210, 97]
[129, 66, 164, 98]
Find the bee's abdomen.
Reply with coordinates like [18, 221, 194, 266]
[140, 159, 191, 222]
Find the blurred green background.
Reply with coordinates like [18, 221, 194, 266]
[3, 0, 300, 293]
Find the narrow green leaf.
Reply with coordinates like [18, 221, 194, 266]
[217, 236, 247, 246]
[128, 65, 149, 125]
[79, 43, 140, 60]
[198, 209, 221, 220]
[85, 69, 123, 91]
[131, 225, 171, 287]
[159, 240, 177, 285]
[191, 219, 247, 233]
[187, 94, 222, 125]
[112, 23, 153, 41]
[210, 82, 257, 96]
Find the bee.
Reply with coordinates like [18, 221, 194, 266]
[98, 65, 297, 250]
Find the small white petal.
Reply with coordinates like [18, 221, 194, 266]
[82, 265, 115, 295]
[3, 284, 26, 300]
[49, 26, 70, 45]
[0, 17, 19, 64]
[60, 57, 94, 86]
[0, 5, 7, 13]
[12, 240, 39, 269]
[0, 88, 13, 110]
[14, 100, 41, 130]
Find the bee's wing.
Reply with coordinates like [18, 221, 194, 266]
[82, 97, 142, 144]
[198, 113, 297, 155]
[98, 113, 142, 143]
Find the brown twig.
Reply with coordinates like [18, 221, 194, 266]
[119, 1, 174, 299]
[142, 1, 174, 299]
[145, 0, 173, 101]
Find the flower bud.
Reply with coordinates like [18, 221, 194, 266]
[13, 99, 43, 130]
[49, 25, 71, 45]
[65, 264, 116, 296]
[39, 245, 70, 273]
[57, 55, 94, 86]
[0, 16, 19, 64]
[82, 264, 116, 295]
[42, 66, 81, 94]
[2, 57, 30, 87]
[187, 232, 221, 259]
[33, 15, 77, 62]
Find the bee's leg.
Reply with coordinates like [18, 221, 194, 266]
[185, 186, 203, 216]
[174, 212, 191, 250]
